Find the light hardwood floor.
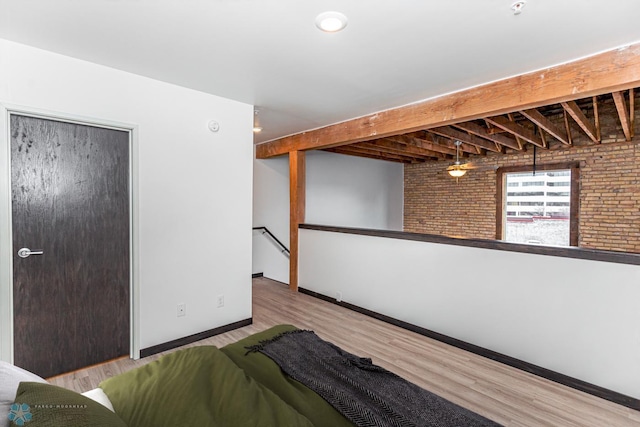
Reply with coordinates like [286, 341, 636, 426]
[49, 277, 640, 426]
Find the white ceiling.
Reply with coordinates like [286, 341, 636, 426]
[1, 0, 640, 144]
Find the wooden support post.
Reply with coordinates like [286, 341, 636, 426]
[289, 150, 306, 291]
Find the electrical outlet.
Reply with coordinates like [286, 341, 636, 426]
[335, 291, 342, 302]
[217, 294, 225, 308]
[177, 303, 186, 317]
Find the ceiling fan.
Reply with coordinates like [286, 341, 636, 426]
[447, 141, 473, 178]
[446, 141, 498, 180]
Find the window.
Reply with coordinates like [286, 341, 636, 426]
[507, 191, 545, 197]
[497, 163, 579, 247]
[507, 201, 544, 206]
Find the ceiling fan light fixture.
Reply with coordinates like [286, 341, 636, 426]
[447, 140, 467, 178]
[448, 166, 467, 178]
[315, 11, 348, 33]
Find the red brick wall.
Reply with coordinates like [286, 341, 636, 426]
[404, 101, 640, 253]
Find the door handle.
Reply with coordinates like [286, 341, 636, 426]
[17, 248, 44, 258]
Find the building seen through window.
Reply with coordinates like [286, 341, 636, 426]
[503, 170, 571, 246]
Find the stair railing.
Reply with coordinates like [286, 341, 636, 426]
[252, 226, 290, 257]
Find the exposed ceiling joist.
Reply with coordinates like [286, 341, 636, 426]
[327, 149, 406, 163]
[356, 143, 426, 161]
[256, 42, 640, 158]
[485, 116, 545, 148]
[422, 133, 478, 155]
[386, 134, 457, 156]
[357, 141, 440, 160]
[520, 108, 571, 145]
[378, 138, 446, 159]
[508, 113, 532, 149]
[428, 126, 503, 153]
[326, 146, 415, 163]
[437, 139, 479, 155]
[538, 126, 548, 147]
[563, 110, 573, 146]
[612, 91, 632, 141]
[353, 142, 431, 163]
[561, 101, 600, 143]
[630, 88, 636, 138]
[325, 88, 636, 164]
[593, 96, 601, 142]
[452, 122, 521, 151]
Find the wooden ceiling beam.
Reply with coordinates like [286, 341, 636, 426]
[354, 144, 424, 161]
[326, 145, 416, 163]
[593, 96, 601, 142]
[612, 91, 632, 141]
[485, 126, 508, 135]
[452, 122, 521, 151]
[256, 42, 640, 158]
[421, 133, 478, 155]
[427, 126, 503, 153]
[485, 116, 545, 148]
[325, 147, 410, 163]
[630, 88, 635, 138]
[519, 108, 571, 145]
[386, 134, 457, 156]
[538, 126, 548, 147]
[357, 142, 438, 160]
[326, 148, 409, 163]
[376, 138, 446, 159]
[563, 110, 573, 146]
[561, 101, 600, 143]
[507, 113, 531, 148]
[440, 139, 478, 155]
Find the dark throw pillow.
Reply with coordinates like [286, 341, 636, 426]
[10, 382, 126, 427]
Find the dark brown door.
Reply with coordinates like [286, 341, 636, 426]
[11, 114, 130, 378]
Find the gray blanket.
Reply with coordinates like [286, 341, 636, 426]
[247, 330, 502, 427]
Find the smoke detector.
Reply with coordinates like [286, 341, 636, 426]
[511, 1, 526, 15]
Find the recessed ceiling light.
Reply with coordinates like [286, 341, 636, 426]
[315, 11, 348, 33]
[253, 126, 263, 133]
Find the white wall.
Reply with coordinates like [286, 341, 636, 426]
[252, 153, 290, 284]
[299, 228, 640, 399]
[306, 151, 404, 230]
[252, 150, 403, 283]
[0, 39, 254, 359]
